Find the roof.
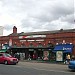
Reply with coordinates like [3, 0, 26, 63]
[8, 33, 21, 36]
[19, 29, 75, 36]
[8, 28, 75, 36]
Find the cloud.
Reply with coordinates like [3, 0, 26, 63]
[0, 0, 74, 35]
[60, 14, 74, 24]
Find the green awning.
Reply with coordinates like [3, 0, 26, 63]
[0, 49, 7, 52]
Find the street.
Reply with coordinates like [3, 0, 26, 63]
[0, 61, 75, 75]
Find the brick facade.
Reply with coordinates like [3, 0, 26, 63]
[0, 26, 75, 56]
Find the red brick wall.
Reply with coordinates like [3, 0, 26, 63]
[0, 31, 75, 55]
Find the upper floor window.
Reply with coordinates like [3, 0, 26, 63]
[21, 43, 25, 47]
[47, 43, 54, 48]
[13, 42, 17, 47]
[29, 43, 34, 47]
[14, 44, 17, 47]
[37, 43, 43, 47]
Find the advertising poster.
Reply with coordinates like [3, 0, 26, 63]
[43, 51, 49, 60]
[56, 51, 63, 61]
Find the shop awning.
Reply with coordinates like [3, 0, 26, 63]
[53, 44, 73, 53]
[0, 49, 8, 52]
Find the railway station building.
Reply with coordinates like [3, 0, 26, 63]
[0, 26, 75, 61]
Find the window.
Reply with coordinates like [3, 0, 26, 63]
[37, 43, 43, 47]
[47, 43, 54, 49]
[3, 53, 11, 57]
[21, 44, 25, 47]
[29, 43, 34, 47]
[13, 42, 17, 47]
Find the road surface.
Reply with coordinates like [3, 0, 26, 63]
[0, 61, 74, 75]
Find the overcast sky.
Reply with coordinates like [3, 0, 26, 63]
[0, 0, 74, 36]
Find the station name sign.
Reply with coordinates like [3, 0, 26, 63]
[19, 35, 46, 39]
[63, 47, 71, 50]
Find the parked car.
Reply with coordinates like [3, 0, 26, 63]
[0, 53, 19, 65]
[68, 60, 75, 70]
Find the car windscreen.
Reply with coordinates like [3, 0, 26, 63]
[3, 53, 12, 57]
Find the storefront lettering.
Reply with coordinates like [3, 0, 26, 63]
[19, 35, 46, 39]
[63, 47, 71, 50]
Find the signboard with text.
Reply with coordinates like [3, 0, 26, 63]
[19, 35, 46, 39]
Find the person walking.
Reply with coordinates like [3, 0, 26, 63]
[65, 54, 71, 64]
[28, 54, 31, 60]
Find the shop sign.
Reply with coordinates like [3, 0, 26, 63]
[20, 40, 26, 42]
[29, 49, 34, 51]
[63, 47, 71, 50]
[36, 39, 44, 41]
[27, 40, 35, 41]
[19, 35, 46, 39]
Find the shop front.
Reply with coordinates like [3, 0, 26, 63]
[53, 43, 73, 62]
[10, 47, 54, 61]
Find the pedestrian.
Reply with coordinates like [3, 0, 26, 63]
[33, 54, 36, 60]
[71, 55, 75, 60]
[14, 52, 20, 60]
[28, 54, 31, 60]
[66, 54, 71, 64]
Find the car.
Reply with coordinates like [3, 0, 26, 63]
[68, 60, 75, 70]
[0, 53, 19, 65]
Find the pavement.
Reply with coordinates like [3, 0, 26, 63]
[19, 60, 68, 73]
[20, 59, 67, 65]
[18, 60, 74, 75]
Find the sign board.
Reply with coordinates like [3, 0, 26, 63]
[56, 51, 63, 61]
[19, 35, 46, 39]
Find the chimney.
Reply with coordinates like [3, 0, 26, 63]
[13, 26, 17, 33]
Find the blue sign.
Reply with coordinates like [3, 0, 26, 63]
[54, 44, 73, 53]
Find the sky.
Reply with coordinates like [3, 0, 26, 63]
[0, 0, 74, 36]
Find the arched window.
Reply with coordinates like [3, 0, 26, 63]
[47, 43, 54, 48]
[29, 43, 34, 47]
[13, 42, 17, 47]
[37, 43, 43, 47]
[21, 42, 25, 47]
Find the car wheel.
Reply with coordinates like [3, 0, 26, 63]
[4, 61, 8, 65]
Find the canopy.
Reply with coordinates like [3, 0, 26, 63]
[53, 44, 73, 53]
[0, 49, 8, 52]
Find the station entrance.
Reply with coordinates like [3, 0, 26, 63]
[10, 47, 54, 61]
